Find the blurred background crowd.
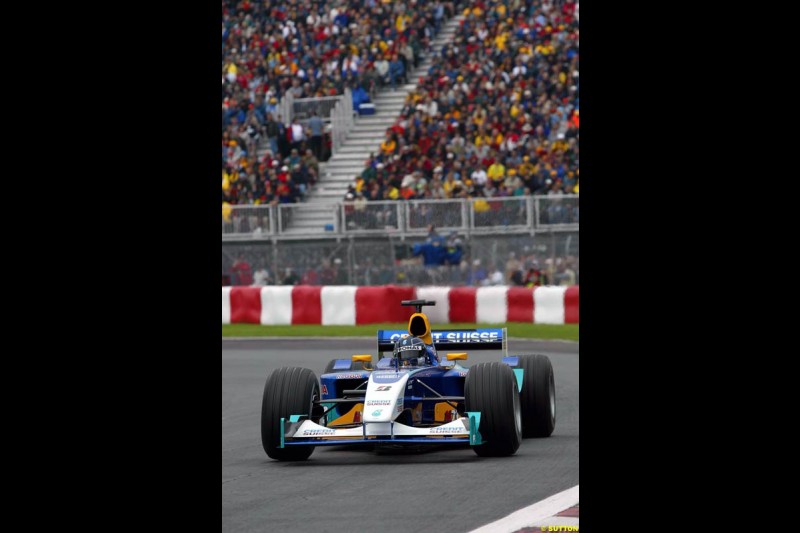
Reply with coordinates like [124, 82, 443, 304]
[221, 0, 578, 286]
[222, 0, 578, 206]
[222, 0, 460, 206]
[345, 0, 578, 203]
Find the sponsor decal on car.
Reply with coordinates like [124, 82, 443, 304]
[336, 373, 366, 379]
[385, 331, 502, 342]
[321, 384, 328, 395]
[372, 371, 404, 383]
[372, 409, 382, 416]
[375, 385, 392, 391]
[430, 426, 466, 434]
[302, 429, 335, 436]
[366, 400, 391, 406]
[432, 331, 500, 341]
[397, 344, 422, 352]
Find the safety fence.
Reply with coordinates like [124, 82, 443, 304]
[223, 195, 578, 240]
[277, 89, 355, 157]
[222, 231, 578, 288]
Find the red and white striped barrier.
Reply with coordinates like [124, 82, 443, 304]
[222, 285, 578, 325]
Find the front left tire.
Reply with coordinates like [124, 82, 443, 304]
[464, 362, 522, 457]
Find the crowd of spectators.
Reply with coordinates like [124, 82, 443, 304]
[222, 0, 460, 209]
[345, 0, 579, 204]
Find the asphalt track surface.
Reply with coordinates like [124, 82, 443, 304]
[222, 338, 578, 533]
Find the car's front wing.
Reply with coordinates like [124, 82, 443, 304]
[280, 412, 483, 447]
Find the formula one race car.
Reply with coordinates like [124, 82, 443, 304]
[261, 300, 556, 461]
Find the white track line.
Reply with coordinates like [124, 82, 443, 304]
[467, 485, 579, 533]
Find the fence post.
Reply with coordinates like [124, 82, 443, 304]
[286, 92, 294, 124]
[270, 204, 276, 235]
[272, 239, 279, 278]
[526, 195, 534, 231]
[467, 197, 474, 236]
[347, 237, 355, 285]
[345, 87, 352, 128]
[340, 94, 344, 154]
[331, 100, 340, 156]
[396, 202, 403, 233]
[333, 203, 340, 234]
[334, 111, 339, 156]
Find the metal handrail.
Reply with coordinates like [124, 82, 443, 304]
[222, 195, 578, 240]
[330, 88, 354, 156]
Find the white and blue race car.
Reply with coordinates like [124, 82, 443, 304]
[261, 300, 556, 461]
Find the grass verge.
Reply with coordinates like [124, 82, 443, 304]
[222, 323, 578, 341]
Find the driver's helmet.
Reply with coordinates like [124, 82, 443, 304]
[393, 336, 427, 366]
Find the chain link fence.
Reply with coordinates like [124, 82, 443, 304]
[342, 201, 402, 232]
[536, 195, 580, 225]
[222, 205, 274, 237]
[406, 199, 468, 232]
[473, 197, 530, 229]
[222, 231, 578, 288]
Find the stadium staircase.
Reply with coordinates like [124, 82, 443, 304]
[273, 14, 464, 235]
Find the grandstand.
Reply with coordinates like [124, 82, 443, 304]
[222, 0, 463, 208]
[347, 0, 580, 202]
[221, 0, 579, 286]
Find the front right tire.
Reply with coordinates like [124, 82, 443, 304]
[260, 367, 319, 461]
[516, 354, 556, 437]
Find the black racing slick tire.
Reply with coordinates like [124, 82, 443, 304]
[323, 359, 365, 374]
[516, 354, 556, 438]
[464, 362, 522, 457]
[261, 367, 319, 461]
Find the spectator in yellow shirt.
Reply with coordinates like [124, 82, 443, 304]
[396, 14, 411, 33]
[494, 32, 508, 52]
[519, 156, 536, 176]
[474, 132, 493, 147]
[491, 128, 504, 147]
[442, 172, 460, 198]
[380, 132, 398, 155]
[487, 161, 506, 183]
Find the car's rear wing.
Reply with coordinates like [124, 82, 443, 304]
[377, 328, 507, 357]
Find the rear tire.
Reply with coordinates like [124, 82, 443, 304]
[464, 362, 522, 457]
[261, 367, 319, 461]
[516, 354, 556, 437]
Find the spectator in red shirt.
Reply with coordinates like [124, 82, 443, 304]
[231, 254, 253, 286]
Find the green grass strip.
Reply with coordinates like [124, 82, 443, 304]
[222, 323, 578, 341]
